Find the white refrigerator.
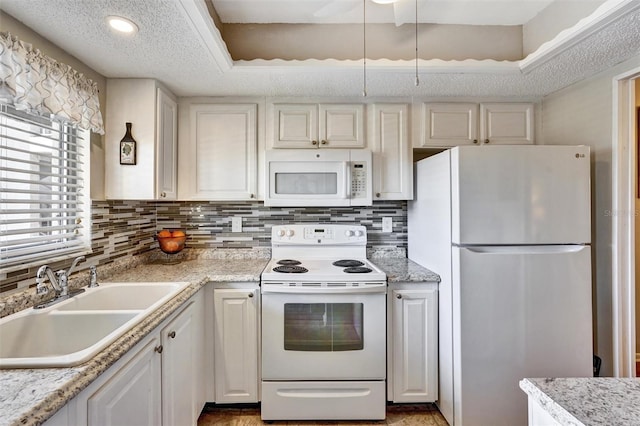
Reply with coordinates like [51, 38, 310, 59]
[408, 146, 593, 426]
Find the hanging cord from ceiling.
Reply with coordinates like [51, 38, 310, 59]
[363, 0, 367, 97]
[415, 0, 419, 86]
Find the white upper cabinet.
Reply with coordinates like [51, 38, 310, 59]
[370, 104, 412, 200]
[418, 102, 534, 147]
[269, 103, 365, 149]
[180, 103, 258, 200]
[479, 103, 534, 145]
[105, 79, 177, 200]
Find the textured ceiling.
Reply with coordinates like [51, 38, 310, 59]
[210, 0, 555, 26]
[0, 0, 639, 98]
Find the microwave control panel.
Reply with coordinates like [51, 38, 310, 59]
[351, 162, 367, 199]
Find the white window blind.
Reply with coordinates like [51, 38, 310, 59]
[0, 104, 90, 270]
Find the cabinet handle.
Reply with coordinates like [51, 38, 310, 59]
[160, 192, 166, 198]
[250, 193, 255, 199]
[484, 139, 490, 144]
[312, 140, 318, 145]
[396, 294, 402, 299]
[168, 331, 176, 339]
[248, 293, 254, 298]
[473, 139, 479, 144]
[155, 345, 163, 354]
[321, 140, 328, 145]
[375, 193, 380, 198]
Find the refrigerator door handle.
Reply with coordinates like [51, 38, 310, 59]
[459, 245, 588, 254]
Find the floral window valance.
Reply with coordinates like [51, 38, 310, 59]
[0, 32, 104, 134]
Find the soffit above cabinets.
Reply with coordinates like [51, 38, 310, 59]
[0, 0, 638, 97]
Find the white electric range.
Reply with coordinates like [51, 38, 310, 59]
[260, 224, 387, 421]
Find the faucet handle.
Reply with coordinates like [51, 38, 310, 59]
[89, 265, 99, 288]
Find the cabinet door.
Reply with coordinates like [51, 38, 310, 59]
[213, 288, 259, 403]
[319, 104, 365, 148]
[105, 79, 157, 200]
[186, 104, 258, 200]
[271, 104, 318, 148]
[371, 104, 412, 200]
[390, 287, 438, 403]
[479, 103, 534, 145]
[87, 338, 162, 426]
[156, 88, 178, 200]
[162, 302, 197, 426]
[420, 103, 478, 147]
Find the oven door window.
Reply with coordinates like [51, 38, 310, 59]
[284, 303, 364, 351]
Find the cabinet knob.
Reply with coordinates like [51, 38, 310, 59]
[375, 193, 380, 198]
[484, 139, 490, 144]
[155, 345, 164, 354]
[312, 140, 318, 145]
[321, 140, 328, 145]
[473, 139, 479, 144]
[396, 294, 402, 299]
[248, 293, 254, 298]
[250, 193, 255, 199]
[160, 192, 166, 198]
[168, 331, 176, 339]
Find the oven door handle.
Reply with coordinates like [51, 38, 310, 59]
[260, 285, 386, 294]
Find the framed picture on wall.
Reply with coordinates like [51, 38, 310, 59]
[120, 140, 136, 165]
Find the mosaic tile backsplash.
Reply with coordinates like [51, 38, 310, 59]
[0, 200, 407, 295]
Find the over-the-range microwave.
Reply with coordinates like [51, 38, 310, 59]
[264, 149, 372, 207]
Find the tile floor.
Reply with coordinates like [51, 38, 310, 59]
[198, 403, 449, 425]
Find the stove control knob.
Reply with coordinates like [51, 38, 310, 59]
[345, 230, 354, 237]
[286, 229, 295, 237]
[277, 229, 286, 237]
[355, 230, 364, 237]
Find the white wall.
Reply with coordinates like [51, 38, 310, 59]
[635, 80, 640, 358]
[541, 52, 640, 377]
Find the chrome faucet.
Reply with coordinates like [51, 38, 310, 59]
[34, 256, 86, 309]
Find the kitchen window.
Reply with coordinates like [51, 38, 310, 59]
[0, 104, 90, 271]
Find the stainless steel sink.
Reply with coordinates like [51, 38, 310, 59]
[0, 281, 190, 368]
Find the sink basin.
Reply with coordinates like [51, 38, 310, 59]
[55, 282, 187, 311]
[0, 281, 190, 368]
[0, 311, 138, 366]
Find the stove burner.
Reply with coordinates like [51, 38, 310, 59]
[277, 259, 302, 266]
[332, 259, 365, 267]
[273, 265, 308, 273]
[343, 266, 373, 274]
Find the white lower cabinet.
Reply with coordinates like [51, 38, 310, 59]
[162, 297, 203, 426]
[387, 282, 438, 403]
[53, 290, 205, 426]
[87, 338, 162, 426]
[213, 284, 260, 403]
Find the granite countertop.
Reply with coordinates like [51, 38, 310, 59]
[520, 377, 640, 425]
[0, 257, 268, 426]
[0, 253, 439, 426]
[371, 257, 440, 283]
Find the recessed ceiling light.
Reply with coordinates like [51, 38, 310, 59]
[106, 16, 139, 34]
[371, 0, 397, 4]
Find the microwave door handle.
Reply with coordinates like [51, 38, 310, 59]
[343, 161, 350, 199]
